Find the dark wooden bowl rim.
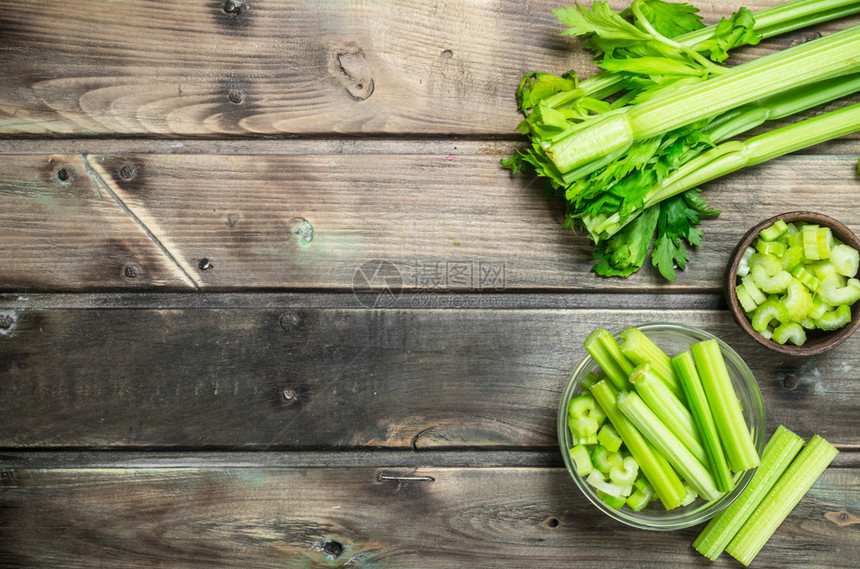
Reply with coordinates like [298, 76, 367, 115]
[724, 211, 860, 357]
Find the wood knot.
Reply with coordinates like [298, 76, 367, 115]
[331, 42, 374, 101]
[119, 164, 136, 180]
[228, 90, 244, 104]
[223, 0, 248, 15]
[56, 167, 71, 183]
[198, 258, 214, 271]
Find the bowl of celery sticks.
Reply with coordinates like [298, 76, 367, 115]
[726, 211, 860, 356]
[558, 323, 765, 530]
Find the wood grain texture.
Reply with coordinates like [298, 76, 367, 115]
[0, 466, 856, 568]
[0, 0, 858, 137]
[2, 151, 859, 291]
[1, 307, 858, 449]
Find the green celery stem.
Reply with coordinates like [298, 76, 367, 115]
[725, 435, 839, 566]
[629, 363, 708, 467]
[589, 380, 687, 510]
[672, 351, 734, 493]
[584, 328, 634, 391]
[690, 340, 760, 472]
[619, 327, 685, 400]
[617, 390, 722, 502]
[693, 425, 805, 561]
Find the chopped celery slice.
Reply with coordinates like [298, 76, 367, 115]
[586, 470, 632, 498]
[625, 487, 652, 512]
[672, 351, 733, 493]
[610, 456, 639, 486]
[690, 340, 760, 473]
[618, 327, 684, 401]
[591, 444, 623, 475]
[816, 303, 852, 331]
[808, 296, 832, 320]
[781, 244, 804, 271]
[737, 247, 755, 277]
[584, 328, 634, 391]
[568, 393, 606, 440]
[759, 220, 788, 242]
[816, 227, 833, 260]
[772, 322, 807, 346]
[590, 380, 686, 510]
[597, 489, 627, 509]
[818, 277, 860, 306]
[801, 224, 821, 260]
[830, 243, 860, 277]
[748, 252, 782, 276]
[736, 284, 758, 313]
[741, 274, 767, 305]
[790, 265, 820, 292]
[755, 238, 786, 257]
[617, 391, 722, 502]
[751, 298, 790, 333]
[810, 261, 846, 285]
[693, 425, 804, 561]
[569, 444, 594, 477]
[750, 265, 791, 294]
[725, 435, 839, 566]
[597, 423, 623, 453]
[781, 278, 812, 321]
[630, 363, 708, 467]
[680, 484, 699, 507]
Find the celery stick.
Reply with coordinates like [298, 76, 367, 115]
[617, 391, 722, 502]
[590, 380, 686, 510]
[629, 363, 707, 467]
[584, 328, 634, 391]
[692, 426, 804, 560]
[725, 435, 839, 566]
[619, 327, 684, 400]
[671, 351, 733, 493]
[690, 340, 760, 472]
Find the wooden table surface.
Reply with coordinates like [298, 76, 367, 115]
[1, 1, 859, 567]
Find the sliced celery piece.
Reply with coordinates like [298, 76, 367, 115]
[790, 265, 820, 292]
[625, 487, 652, 511]
[816, 303, 852, 330]
[568, 392, 606, 441]
[617, 391, 722, 502]
[591, 444, 623, 475]
[759, 220, 788, 241]
[693, 426, 804, 561]
[597, 423, 623, 453]
[690, 340, 760, 472]
[630, 363, 708, 467]
[830, 243, 860, 277]
[816, 226, 833, 260]
[736, 284, 758, 313]
[818, 277, 860, 306]
[781, 244, 804, 272]
[751, 298, 790, 333]
[781, 278, 812, 321]
[586, 470, 632, 498]
[725, 435, 839, 566]
[755, 239, 786, 257]
[751, 265, 791, 294]
[590, 380, 686, 510]
[584, 328, 634, 391]
[569, 444, 594, 477]
[772, 322, 807, 346]
[741, 274, 767, 305]
[672, 351, 733, 493]
[597, 489, 627, 509]
[610, 456, 639, 486]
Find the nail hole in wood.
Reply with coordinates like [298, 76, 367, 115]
[119, 164, 136, 180]
[282, 388, 295, 401]
[228, 90, 243, 104]
[124, 264, 140, 278]
[783, 375, 798, 390]
[546, 517, 560, 528]
[198, 258, 214, 271]
[223, 0, 247, 15]
[56, 167, 70, 182]
[322, 539, 343, 558]
[441, 49, 453, 59]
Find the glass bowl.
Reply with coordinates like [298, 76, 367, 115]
[557, 322, 766, 530]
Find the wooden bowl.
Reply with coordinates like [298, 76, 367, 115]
[725, 211, 860, 357]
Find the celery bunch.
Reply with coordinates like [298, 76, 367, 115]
[502, 0, 860, 280]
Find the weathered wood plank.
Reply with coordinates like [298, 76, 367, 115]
[1, 307, 857, 449]
[2, 151, 859, 291]
[0, 0, 857, 137]
[0, 154, 197, 289]
[0, 466, 856, 568]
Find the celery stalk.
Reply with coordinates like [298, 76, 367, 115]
[629, 363, 708, 467]
[589, 380, 687, 510]
[692, 426, 805, 560]
[547, 24, 860, 174]
[618, 327, 684, 400]
[584, 329, 634, 391]
[725, 435, 839, 566]
[617, 391, 722, 502]
[671, 351, 733, 493]
[690, 340, 760, 472]
[579, 0, 860, 100]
